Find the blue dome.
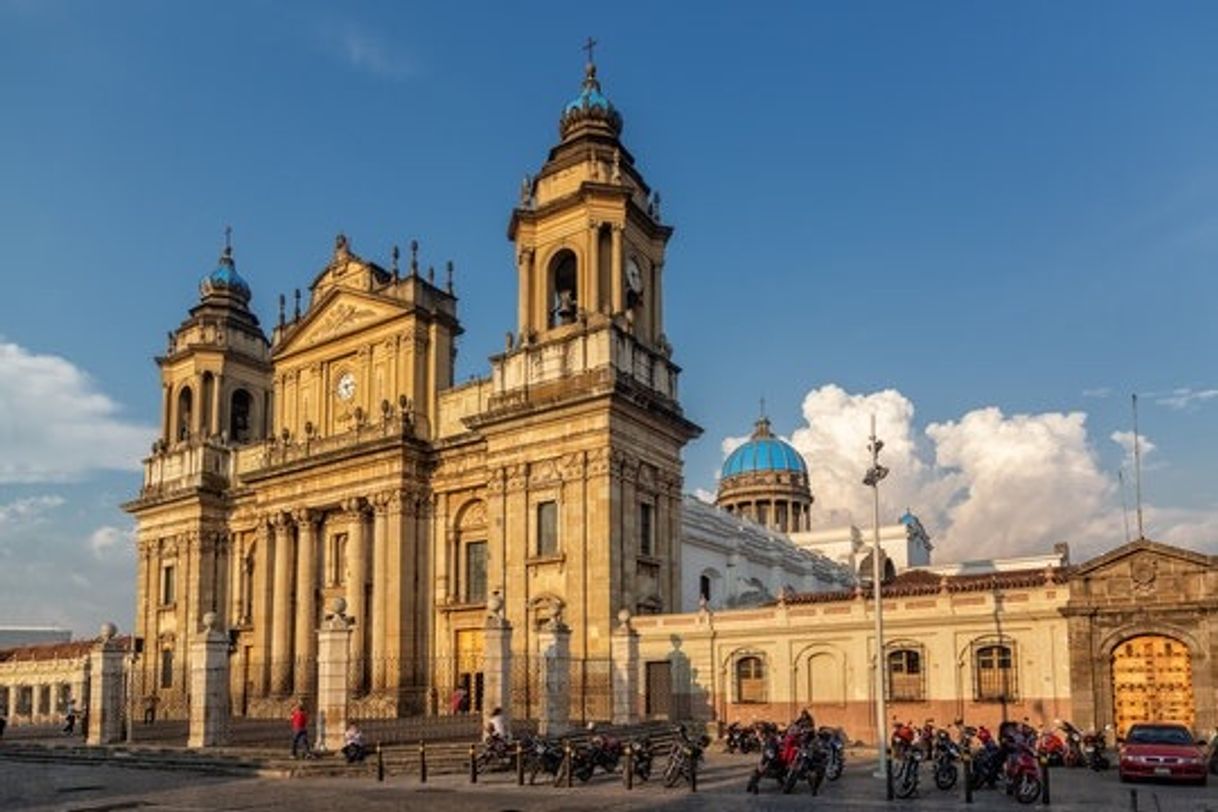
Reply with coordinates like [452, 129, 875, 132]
[559, 62, 623, 139]
[200, 247, 251, 302]
[721, 417, 807, 478]
[565, 85, 612, 114]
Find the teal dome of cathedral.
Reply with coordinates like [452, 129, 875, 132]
[200, 244, 251, 303]
[560, 62, 623, 139]
[717, 415, 813, 534]
[721, 417, 808, 478]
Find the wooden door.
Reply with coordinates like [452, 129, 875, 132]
[1111, 635, 1194, 737]
[645, 661, 672, 719]
[455, 630, 484, 712]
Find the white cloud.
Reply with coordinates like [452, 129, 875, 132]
[721, 383, 1218, 565]
[0, 494, 64, 527]
[323, 23, 414, 81]
[88, 524, 135, 558]
[1082, 387, 1111, 399]
[1154, 387, 1218, 410]
[0, 340, 154, 483]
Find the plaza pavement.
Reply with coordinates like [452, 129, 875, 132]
[2, 749, 1214, 811]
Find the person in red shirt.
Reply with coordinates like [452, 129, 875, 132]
[290, 701, 309, 758]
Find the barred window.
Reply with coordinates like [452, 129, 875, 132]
[975, 644, 1017, 701]
[736, 655, 767, 704]
[639, 502, 654, 557]
[465, 541, 487, 603]
[536, 501, 558, 556]
[161, 649, 174, 690]
[887, 648, 925, 702]
[38, 685, 50, 714]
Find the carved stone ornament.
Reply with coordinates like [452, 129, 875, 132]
[308, 302, 378, 345]
[1131, 556, 1158, 593]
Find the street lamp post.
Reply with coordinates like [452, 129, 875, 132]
[863, 414, 889, 781]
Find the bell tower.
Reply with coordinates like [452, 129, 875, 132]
[157, 232, 272, 447]
[509, 54, 672, 352]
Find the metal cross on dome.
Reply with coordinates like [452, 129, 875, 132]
[582, 36, 597, 64]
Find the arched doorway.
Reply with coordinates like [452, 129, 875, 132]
[1111, 634, 1194, 737]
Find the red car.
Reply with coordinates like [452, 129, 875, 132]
[1119, 723, 1208, 785]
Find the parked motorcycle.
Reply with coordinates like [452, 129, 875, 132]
[581, 730, 623, 777]
[781, 728, 827, 795]
[965, 725, 1003, 790]
[1207, 730, 1218, 776]
[724, 721, 760, 754]
[474, 731, 514, 772]
[1058, 720, 1086, 768]
[521, 735, 564, 785]
[663, 725, 709, 788]
[818, 726, 846, 781]
[1036, 726, 1067, 767]
[931, 727, 961, 790]
[626, 737, 653, 782]
[893, 741, 924, 799]
[1001, 737, 1042, 804]
[1082, 724, 1112, 771]
[746, 725, 791, 793]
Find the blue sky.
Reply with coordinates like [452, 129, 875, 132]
[2, 1, 1217, 634]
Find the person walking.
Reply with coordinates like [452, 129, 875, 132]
[62, 698, 77, 735]
[290, 700, 310, 759]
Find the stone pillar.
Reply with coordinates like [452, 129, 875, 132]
[293, 509, 318, 699]
[87, 623, 126, 745]
[610, 224, 623, 313]
[188, 612, 230, 748]
[482, 593, 513, 732]
[317, 597, 354, 754]
[270, 513, 294, 695]
[536, 616, 570, 737]
[370, 496, 388, 691]
[611, 609, 639, 725]
[345, 499, 368, 694]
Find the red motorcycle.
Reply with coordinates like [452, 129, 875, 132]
[1036, 727, 1067, 767]
[1000, 723, 1042, 804]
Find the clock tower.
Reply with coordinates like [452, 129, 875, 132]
[508, 59, 671, 351]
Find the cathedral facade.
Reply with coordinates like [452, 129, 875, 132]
[124, 61, 701, 718]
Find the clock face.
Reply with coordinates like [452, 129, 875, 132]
[336, 372, 356, 401]
[625, 258, 643, 294]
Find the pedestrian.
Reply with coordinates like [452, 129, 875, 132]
[144, 694, 159, 725]
[449, 685, 467, 715]
[62, 698, 77, 735]
[290, 700, 309, 758]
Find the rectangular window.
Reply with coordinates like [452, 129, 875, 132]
[38, 685, 51, 715]
[639, 502, 654, 557]
[330, 534, 348, 585]
[887, 649, 925, 702]
[160, 649, 174, 690]
[465, 541, 487, 603]
[161, 564, 176, 605]
[536, 501, 558, 556]
[17, 686, 32, 715]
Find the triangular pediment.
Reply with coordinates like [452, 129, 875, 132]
[274, 289, 406, 359]
[1073, 537, 1215, 578]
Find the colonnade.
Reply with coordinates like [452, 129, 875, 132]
[722, 497, 812, 533]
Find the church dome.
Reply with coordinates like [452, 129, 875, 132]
[721, 417, 807, 478]
[559, 62, 623, 140]
[199, 244, 251, 303]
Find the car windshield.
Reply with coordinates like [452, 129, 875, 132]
[1127, 726, 1192, 745]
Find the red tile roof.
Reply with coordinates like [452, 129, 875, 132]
[0, 636, 132, 663]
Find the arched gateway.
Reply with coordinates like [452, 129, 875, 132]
[1111, 634, 1194, 737]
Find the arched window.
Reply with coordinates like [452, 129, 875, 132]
[176, 386, 193, 441]
[548, 250, 578, 327]
[975, 643, 1017, 701]
[858, 551, 896, 584]
[230, 388, 253, 443]
[736, 655, 766, 704]
[699, 574, 712, 603]
[887, 647, 925, 702]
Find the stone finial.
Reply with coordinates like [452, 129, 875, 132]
[99, 622, 117, 641]
[331, 596, 347, 618]
[202, 611, 217, 632]
[487, 590, 504, 616]
[617, 607, 632, 628]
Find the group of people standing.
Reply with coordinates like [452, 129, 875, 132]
[288, 700, 366, 764]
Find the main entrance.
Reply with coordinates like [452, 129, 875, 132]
[1111, 634, 1194, 737]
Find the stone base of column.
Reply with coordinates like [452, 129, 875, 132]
[317, 599, 354, 753]
[536, 619, 570, 737]
[188, 612, 231, 748]
[611, 609, 639, 726]
[87, 623, 127, 745]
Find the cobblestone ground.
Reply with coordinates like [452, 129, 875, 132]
[3, 751, 1214, 811]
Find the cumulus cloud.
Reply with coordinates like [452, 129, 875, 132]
[721, 383, 1217, 565]
[0, 340, 154, 482]
[88, 524, 135, 558]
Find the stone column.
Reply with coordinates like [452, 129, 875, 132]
[270, 513, 294, 695]
[188, 612, 230, 748]
[316, 597, 354, 754]
[370, 495, 388, 691]
[611, 609, 639, 725]
[482, 593, 513, 732]
[293, 509, 318, 699]
[87, 623, 127, 745]
[344, 499, 368, 694]
[610, 224, 623, 313]
[536, 616, 570, 737]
